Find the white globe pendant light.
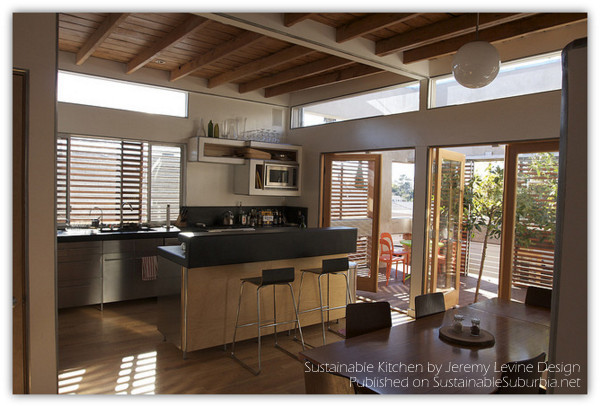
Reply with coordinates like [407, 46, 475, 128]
[452, 14, 500, 89]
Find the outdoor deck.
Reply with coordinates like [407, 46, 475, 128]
[357, 242, 527, 313]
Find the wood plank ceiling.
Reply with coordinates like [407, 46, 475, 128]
[58, 12, 587, 98]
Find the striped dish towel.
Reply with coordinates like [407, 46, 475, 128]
[141, 256, 158, 281]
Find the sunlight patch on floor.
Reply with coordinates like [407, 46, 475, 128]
[115, 351, 157, 395]
[58, 368, 86, 394]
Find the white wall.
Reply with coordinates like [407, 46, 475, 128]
[13, 13, 58, 394]
[57, 54, 292, 208]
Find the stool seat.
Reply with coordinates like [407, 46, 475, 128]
[240, 277, 263, 286]
[231, 267, 304, 375]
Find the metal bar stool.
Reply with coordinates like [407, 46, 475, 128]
[296, 257, 352, 346]
[231, 267, 305, 375]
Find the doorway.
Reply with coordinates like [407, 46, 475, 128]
[321, 149, 415, 314]
[321, 153, 382, 293]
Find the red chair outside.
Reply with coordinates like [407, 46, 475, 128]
[381, 233, 410, 283]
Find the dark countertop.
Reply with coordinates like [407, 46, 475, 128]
[57, 226, 181, 242]
[158, 226, 358, 268]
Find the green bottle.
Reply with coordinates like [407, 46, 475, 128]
[214, 123, 220, 138]
[207, 120, 214, 138]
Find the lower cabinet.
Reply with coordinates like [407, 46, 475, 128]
[57, 241, 103, 309]
[58, 237, 180, 308]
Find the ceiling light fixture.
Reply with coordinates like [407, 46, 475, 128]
[452, 13, 500, 89]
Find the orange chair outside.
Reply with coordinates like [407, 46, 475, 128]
[379, 238, 404, 286]
[381, 233, 410, 282]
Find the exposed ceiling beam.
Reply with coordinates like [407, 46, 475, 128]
[76, 13, 129, 65]
[283, 13, 314, 27]
[336, 13, 419, 43]
[375, 13, 533, 56]
[403, 12, 587, 63]
[170, 31, 263, 82]
[238, 55, 354, 94]
[264, 63, 382, 98]
[207, 45, 314, 88]
[126, 15, 210, 74]
[199, 13, 429, 80]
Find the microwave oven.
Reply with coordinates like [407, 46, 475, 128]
[264, 162, 299, 190]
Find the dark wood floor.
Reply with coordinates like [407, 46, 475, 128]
[57, 298, 348, 395]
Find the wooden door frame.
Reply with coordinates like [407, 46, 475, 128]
[498, 139, 560, 300]
[321, 153, 382, 293]
[13, 69, 29, 394]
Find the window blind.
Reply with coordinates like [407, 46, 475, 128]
[57, 135, 181, 225]
[330, 160, 370, 220]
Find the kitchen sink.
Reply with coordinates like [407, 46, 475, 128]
[99, 226, 156, 233]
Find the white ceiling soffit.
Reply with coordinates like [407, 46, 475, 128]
[199, 12, 430, 81]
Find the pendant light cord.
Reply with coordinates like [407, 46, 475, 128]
[476, 13, 480, 41]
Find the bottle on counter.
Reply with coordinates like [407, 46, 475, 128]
[257, 210, 263, 227]
[237, 203, 247, 226]
[299, 211, 307, 228]
[249, 209, 257, 227]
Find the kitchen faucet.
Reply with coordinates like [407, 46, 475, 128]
[89, 206, 103, 226]
[121, 202, 136, 227]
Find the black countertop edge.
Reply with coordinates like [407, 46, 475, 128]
[57, 227, 181, 242]
[157, 245, 188, 268]
[160, 226, 358, 268]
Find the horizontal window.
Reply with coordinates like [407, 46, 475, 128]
[430, 52, 562, 108]
[57, 135, 182, 226]
[291, 82, 420, 128]
[57, 71, 188, 117]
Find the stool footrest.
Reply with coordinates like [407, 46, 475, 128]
[235, 318, 299, 330]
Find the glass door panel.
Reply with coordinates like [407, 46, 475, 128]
[425, 149, 465, 308]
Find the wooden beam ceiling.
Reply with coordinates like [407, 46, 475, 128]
[283, 13, 314, 27]
[126, 15, 210, 74]
[375, 13, 533, 56]
[207, 45, 314, 88]
[264, 63, 382, 97]
[169, 31, 264, 82]
[58, 12, 587, 98]
[402, 12, 587, 63]
[238, 55, 354, 94]
[336, 13, 420, 43]
[76, 13, 129, 65]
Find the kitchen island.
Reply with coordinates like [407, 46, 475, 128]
[156, 226, 357, 356]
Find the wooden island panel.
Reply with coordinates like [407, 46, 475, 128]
[159, 254, 354, 355]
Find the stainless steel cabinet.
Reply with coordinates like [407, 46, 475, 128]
[58, 237, 180, 308]
[57, 241, 103, 308]
[102, 238, 162, 303]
